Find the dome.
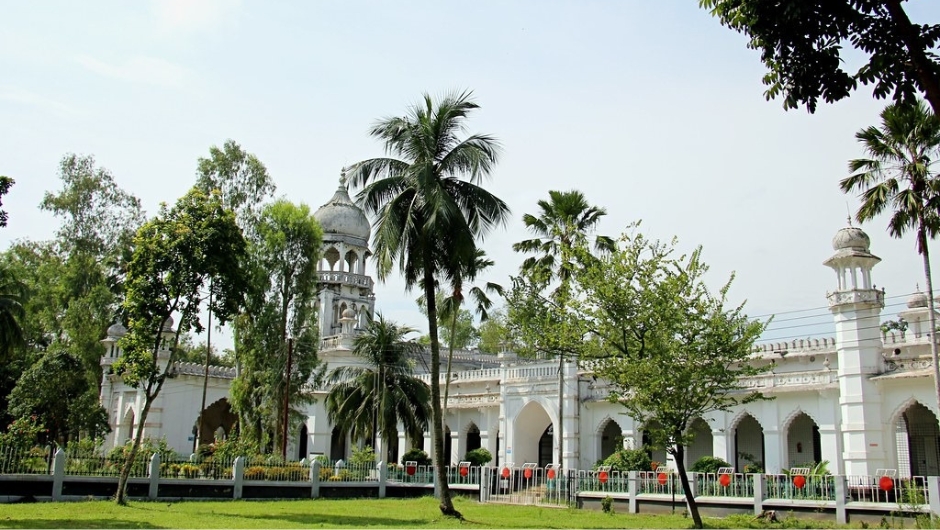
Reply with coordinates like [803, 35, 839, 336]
[832, 226, 871, 252]
[107, 322, 127, 338]
[313, 177, 371, 243]
[341, 308, 356, 319]
[908, 290, 929, 309]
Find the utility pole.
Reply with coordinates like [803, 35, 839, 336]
[281, 337, 294, 460]
[195, 290, 213, 454]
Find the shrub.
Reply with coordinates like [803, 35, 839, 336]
[244, 466, 266, 480]
[350, 445, 377, 466]
[0, 416, 45, 453]
[179, 463, 200, 479]
[401, 447, 431, 466]
[595, 448, 652, 472]
[601, 495, 614, 514]
[464, 448, 492, 467]
[690, 456, 732, 474]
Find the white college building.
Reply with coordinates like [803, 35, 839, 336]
[98, 180, 940, 478]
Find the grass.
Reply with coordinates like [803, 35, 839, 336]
[0, 496, 858, 529]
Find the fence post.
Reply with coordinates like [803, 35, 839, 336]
[148, 453, 161, 500]
[233, 456, 245, 500]
[310, 460, 320, 499]
[928, 476, 940, 517]
[628, 471, 638, 514]
[51, 448, 65, 501]
[833, 474, 847, 524]
[378, 461, 387, 499]
[752, 474, 765, 516]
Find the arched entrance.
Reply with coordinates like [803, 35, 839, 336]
[686, 418, 713, 468]
[298, 424, 308, 460]
[196, 398, 238, 447]
[641, 421, 667, 467]
[466, 424, 481, 454]
[512, 401, 553, 466]
[330, 427, 347, 461]
[598, 419, 622, 461]
[896, 402, 940, 477]
[734, 413, 765, 472]
[785, 412, 821, 468]
[121, 408, 136, 445]
[538, 426, 553, 467]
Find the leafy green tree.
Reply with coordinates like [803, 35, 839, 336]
[0, 176, 13, 228]
[573, 230, 767, 529]
[325, 314, 430, 463]
[112, 188, 248, 504]
[476, 307, 514, 354]
[840, 99, 940, 418]
[194, 140, 276, 448]
[700, 0, 940, 115]
[0, 265, 26, 363]
[511, 189, 612, 465]
[231, 200, 323, 453]
[8, 348, 108, 445]
[347, 90, 509, 517]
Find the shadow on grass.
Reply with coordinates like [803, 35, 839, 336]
[0, 519, 160, 529]
[231, 511, 432, 527]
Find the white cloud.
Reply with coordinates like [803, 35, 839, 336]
[76, 55, 189, 89]
[150, 0, 241, 34]
[0, 87, 83, 117]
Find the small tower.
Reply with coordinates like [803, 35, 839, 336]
[312, 170, 376, 348]
[99, 321, 127, 412]
[898, 288, 934, 340]
[824, 223, 886, 475]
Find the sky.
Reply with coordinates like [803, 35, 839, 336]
[2, 0, 939, 351]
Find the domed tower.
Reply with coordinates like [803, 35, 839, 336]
[898, 288, 934, 339]
[824, 222, 886, 475]
[313, 171, 375, 348]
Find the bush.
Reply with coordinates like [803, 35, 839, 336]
[690, 456, 732, 474]
[601, 495, 614, 514]
[244, 466, 266, 480]
[464, 448, 492, 467]
[401, 447, 431, 466]
[595, 448, 651, 472]
[0, 416, 45, 453]
[350, 445, 377, 466]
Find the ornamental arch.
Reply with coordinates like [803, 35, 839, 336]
[512, 400, 554, 467]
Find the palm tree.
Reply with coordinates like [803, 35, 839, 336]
[325, 314, 431, 463]
[0, 265, 25, 362]
[346, 90, 510, 517]
[438, 249, 503, 427]
[840, 99, 940, 419]
[512, 189, 612, 466]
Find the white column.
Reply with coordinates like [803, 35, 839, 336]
[712, 429, 732, 465]
[818, 425, 843, 475]
[763, 429, 784, 473]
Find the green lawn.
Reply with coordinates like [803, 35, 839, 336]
[0, 496, 857, 529]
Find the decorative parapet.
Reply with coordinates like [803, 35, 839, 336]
[417, 368, 502, 384]
[751, 338, 837, 357]
[882, 357, 933, 375]
[739, 370, 836, 391]
[170, 361, 236, 380]
[444, 393, 500, 408]
[316, 271, 374, 289]
[826, 289, 885, 308]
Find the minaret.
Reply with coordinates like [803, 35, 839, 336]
[312, 169, 375, 364]
[824, 222, 886, 475]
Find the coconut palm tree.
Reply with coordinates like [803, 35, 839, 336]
[840, 99, 940, 419]
[512, 189, 612, 466]
[346, 90, 510, 517]
[325, 314, 430, 463]
[0, 265, 25, 362]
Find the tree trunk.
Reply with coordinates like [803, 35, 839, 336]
[918, 226, 940, 425]
[423, 265, 461, 518]
[884, 0, 940, 117]
[196, 290, 213, 453]
[557, 353, 564, 467]
[115, 391, 156, 505]
[441, 307, 459, 446]
[673, 445, 703, 529]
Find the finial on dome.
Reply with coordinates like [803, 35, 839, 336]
[339, 166, 347, 187]
[845, 203, 854, 227]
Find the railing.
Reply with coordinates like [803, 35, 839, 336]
[847, 475, 928, 505]
[0, 446, 52, 475]
[160, 456, 235, 480]
[64, 452, 147, 478]
[765, 472, 836, 501]
[697, 472, 754, 498]
[316, 271, 374, 288]
[317, 460, 378, 483]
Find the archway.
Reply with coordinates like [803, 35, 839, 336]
[444, 426, 452, 466]
[598, 418, 622, 461]
[538, 425, 553, 467]
[121, 408, 136, 444]
[197, 398, 238, 447]
[297, 424, 309, 460]
[330, 427, 347, 461]
[641, 421, 667, 467]
[785, 412, 821, 468]
[897, 402, 940, 476]
[466, 424, 481, 455]
[324, 247, 340, 271]
[686, 418, 713, 468]
[512, 400, 553, 465]
[733, 413, 765, 472]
